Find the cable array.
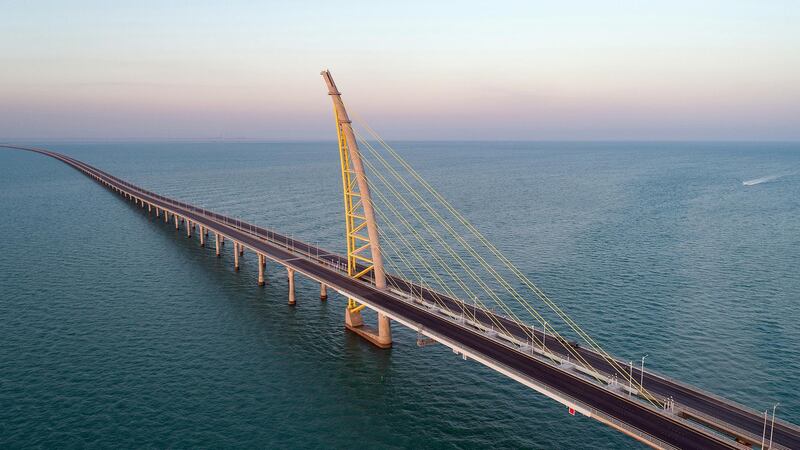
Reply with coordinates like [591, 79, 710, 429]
[351, 116, 662, 407]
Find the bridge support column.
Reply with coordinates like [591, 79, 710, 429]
[199, 226, 205, 247]
[345, 308, 392, 348]
[239, 245, 244, 257]
[215, 234, 221, 257]
[148, 203, 151, 213]
[320, 284, 328, 301]
[234, 242, 240, 271]
[377, 313, 392, 346]
[258, 254, 265, 286]
[174, 214, 180, 230]
[287, 267, 295, 305]
[155, 207, 159, 217]
[186, 220, 192, 238]
[221, 235, 225, 246]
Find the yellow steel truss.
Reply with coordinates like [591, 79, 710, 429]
[335, 107, 375, 310]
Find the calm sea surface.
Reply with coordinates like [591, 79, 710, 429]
[1, 141, 798, 448]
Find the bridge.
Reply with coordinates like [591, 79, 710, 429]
[2, 71, 798, 449]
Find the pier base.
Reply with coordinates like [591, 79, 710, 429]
[215, 234, 221, 257]
[345, 308, 392, 348]
[199, 226, 205, 246]
[234, 242, 240, 271]
[320, 283, 328, 301]
[186, 220, 192, 238]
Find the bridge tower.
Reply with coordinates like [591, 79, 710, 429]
[321, 70, 392, 348]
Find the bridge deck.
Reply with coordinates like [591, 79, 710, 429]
[5, 144, 799, 450]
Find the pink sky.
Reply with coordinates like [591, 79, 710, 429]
[2, 1, 798, 141]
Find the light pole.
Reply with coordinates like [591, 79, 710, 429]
[629, 361, 633, 397]
[769, 403, 779, 449]
[640, 354, 648, 393]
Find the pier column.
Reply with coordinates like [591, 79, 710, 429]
[215, 233, 221, 257]
[287, 267, 295, 305]
[239, 245, 244, 257]
[186, 220, 192, 238]
[148, 203, 152, 213]
[164, 211, 169, 223]
[199, 226, 205, 247]
[377, 313, 392, 347]
[258, 254, 265, 286]
[234, 242, 240, 271]
[320, 284, 328, 301]
[220, 235, 225, 246]
[175, 214, 180, 230]
[155, 207, 160, 217]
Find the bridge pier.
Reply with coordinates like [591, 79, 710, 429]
[186, 220, 192, 238]
[287, 267, 295, 305]
[215, 233, 221, 257]
[234, 242, 240, 271]
[344, 307, 392, 348]
[220, 235, 225, 246]
[239, 245, 244, 257]
[174, 214, 180, 230]
[258, 254, 265, 286]
[148, 203, 152, 213]
[199, 226, 205, 247]
[320, 283, 328, 300]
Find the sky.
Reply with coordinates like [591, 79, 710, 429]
[1, 1, 798, 141]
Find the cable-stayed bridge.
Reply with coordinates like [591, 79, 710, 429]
[2, 71, 797, 449]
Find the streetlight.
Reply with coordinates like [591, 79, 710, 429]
[640, 354, 648, 393]
[769, 403, 779, 449]
[629, 361, 633, 397]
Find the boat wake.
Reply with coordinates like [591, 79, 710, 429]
[742, 174, 788, 186]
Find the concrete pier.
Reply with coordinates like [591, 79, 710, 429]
[345, 309, 392, 348]
[377, 313, 392, 347]
[186, 220, 192, 238]
[174, 214, 180, 229]
[287, 267, 295, 305]
[320, 283, 328, 300]
[215, 233, 221, 257]
[199, 226, 205, 246]
[234, 242, 240, 271]
[258, 254, 265, 286]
